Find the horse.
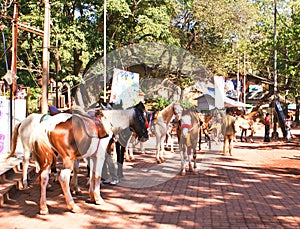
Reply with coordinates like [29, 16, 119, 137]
[235, 111, 263, 142]
[30, 103, 149, 214]
[179, 109, 201, 175]
[152, 101, 183, 163]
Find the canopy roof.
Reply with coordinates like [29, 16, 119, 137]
[195, 94, 252, 110]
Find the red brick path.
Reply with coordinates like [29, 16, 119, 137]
[0, 136, 300, 229]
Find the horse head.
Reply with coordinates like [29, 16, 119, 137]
[173, 102, 183, 120]
[130, 102, 149, 142]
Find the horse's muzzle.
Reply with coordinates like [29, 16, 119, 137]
[139, 136, 149, 142]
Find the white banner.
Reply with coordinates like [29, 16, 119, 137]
[0, 97, 26, 155]
[214, 76, 225, 109]
[110, 68, 139, 109]
[0, 96, 9, 155]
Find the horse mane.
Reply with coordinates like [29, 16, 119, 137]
[72, 106, 92, 118]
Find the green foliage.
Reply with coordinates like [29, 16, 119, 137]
[27, 87, 41, 114]
[0, 0, 299, 109]
[180, 100, 195, 109]
[146, 97, 171, 110]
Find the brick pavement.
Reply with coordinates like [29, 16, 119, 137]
[0, 133, 299, 228]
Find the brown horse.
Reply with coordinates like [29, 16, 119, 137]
[30, 112, 111, 214]
[30, 105, 149, 214]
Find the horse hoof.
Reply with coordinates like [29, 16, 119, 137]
[156, 159, 161, 164]
[95, 198, 105, 205]
[130, 157, 135, 161]
[181, 171, 186, 176]
[141, 151, 146, 154]
[160, 158, 166, 163]
[125, 158, 131, 162]
[40, 207, 49, 215]
[75, 190, 83, 195]
[70, 204, 82, 213]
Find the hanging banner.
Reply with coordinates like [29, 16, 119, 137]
[0, 97, 26, 155]
[214, 76, 225, 109]
[110, 68, 139, 109]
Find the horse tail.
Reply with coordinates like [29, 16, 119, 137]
[6, 122, 22, 159]
[30, 126, 56, 175]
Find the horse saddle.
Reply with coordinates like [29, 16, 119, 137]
[79, 115, 100, 138]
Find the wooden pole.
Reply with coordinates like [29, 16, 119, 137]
[9, 0, 18, 139]
[41, 0, 51, 114]
[103, 0, 107, 102]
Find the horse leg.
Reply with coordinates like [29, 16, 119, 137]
[70, 159, 82, 195]
[193, 146, 197, 174]
[129, 142, 135, 161]
[206, 134, 211, 149]
[179, 144, 186, 176]
[59, 167, 81, 213]
[140, 141, 145, 154]
[125, 135, 133, 162]
[39, 166, 50, 215]
[223, 135, 228, 155]
[169, 132, 175, 153]
[159, 135, 166, 163]
[228, 137, 233, 156]
[155, 136, 161, 163]
[21, 148, 31, 189]
[93, 153, 105, 205]
[187, 147, 193, 172]
[198, 128, 202, 151]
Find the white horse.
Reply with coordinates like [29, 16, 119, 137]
[179, 109, 200, 175]
[152, 102, 183, 163]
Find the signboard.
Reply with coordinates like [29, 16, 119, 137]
[0, 97, 26, 155]
[0, 96, 9, 155]
[110, 68, 139, 109]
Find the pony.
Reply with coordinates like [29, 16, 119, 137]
[179, 109, 201, 175]
[152, 101, 183, 163]
[30, 103, 149, 214]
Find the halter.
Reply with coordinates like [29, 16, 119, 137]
[181, 123, 192, 129]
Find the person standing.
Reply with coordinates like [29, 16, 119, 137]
[264, 113, 271, 142]
[285, 115, 291, 142]
[221, 108, 236, 156]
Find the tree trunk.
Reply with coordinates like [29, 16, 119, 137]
[295, 97, 300, 126]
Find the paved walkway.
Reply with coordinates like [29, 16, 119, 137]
[0, 128, 299, 228]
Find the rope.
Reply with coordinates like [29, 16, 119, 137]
[1, 30, 9, 71]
